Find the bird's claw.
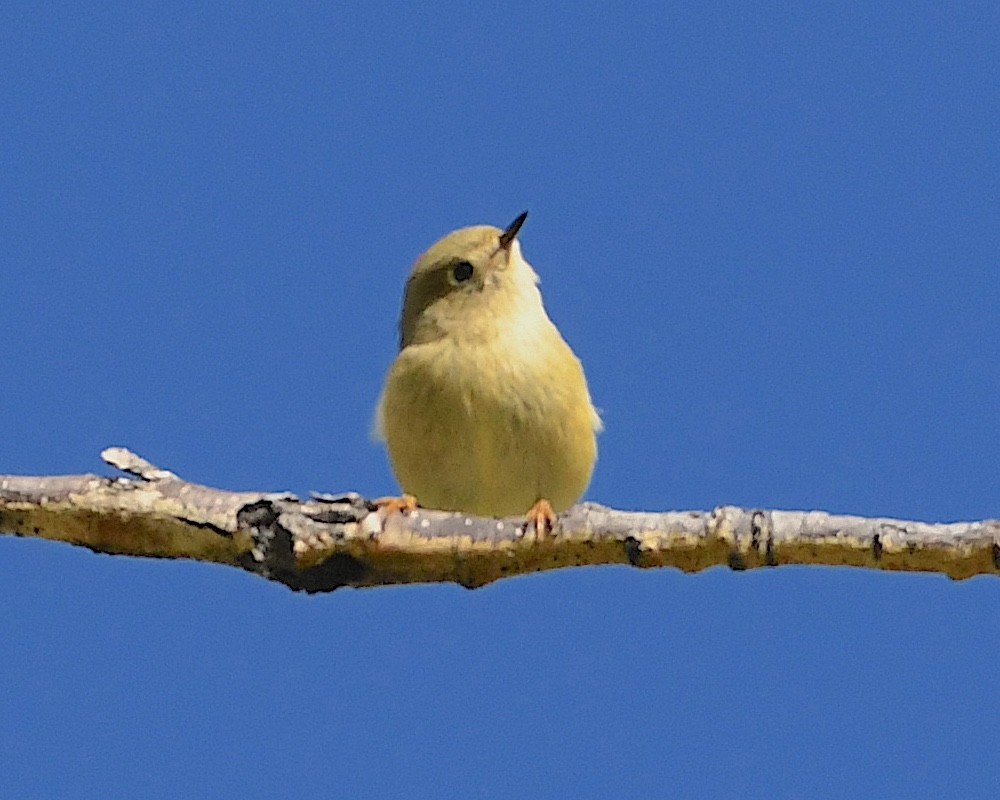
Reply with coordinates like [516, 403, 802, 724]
[527, 498, 556, 538]
[373, 494, 418, 517]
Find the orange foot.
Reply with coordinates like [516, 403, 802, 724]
[373, 494, 418, 517]
[527, 498, 557, 538]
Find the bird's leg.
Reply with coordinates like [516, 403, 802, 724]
[373, 494, 418, 517]
[527, 498, 557, 538]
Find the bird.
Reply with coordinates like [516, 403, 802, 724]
[374, 211, 601, 534]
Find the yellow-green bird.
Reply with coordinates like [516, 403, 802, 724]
[375, 212, 601, 532]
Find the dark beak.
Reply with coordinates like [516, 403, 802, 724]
[498, 210, 528, 250]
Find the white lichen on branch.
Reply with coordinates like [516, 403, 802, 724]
[0, 448, 997, 592]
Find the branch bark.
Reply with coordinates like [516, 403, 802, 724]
[1, 448, 997, 591]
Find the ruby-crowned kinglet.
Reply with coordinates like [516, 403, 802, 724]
[375, 212, 601, 530]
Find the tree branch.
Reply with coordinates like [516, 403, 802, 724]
[1, 448, 997, 591]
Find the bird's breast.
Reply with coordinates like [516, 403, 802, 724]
[379, 320, 598, 516]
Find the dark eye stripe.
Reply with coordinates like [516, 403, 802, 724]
[452, 261, 474, 283]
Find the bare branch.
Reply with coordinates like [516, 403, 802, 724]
[1, 449, 997, 591]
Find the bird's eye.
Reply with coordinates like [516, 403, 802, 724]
[452, 260, 474, 284]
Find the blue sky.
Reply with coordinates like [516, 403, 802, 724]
[2, 2, 999, 797]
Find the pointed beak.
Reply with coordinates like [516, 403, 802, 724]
[498, 210, 528, 250]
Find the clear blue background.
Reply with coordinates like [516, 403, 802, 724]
[3, 2, 998, 797]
